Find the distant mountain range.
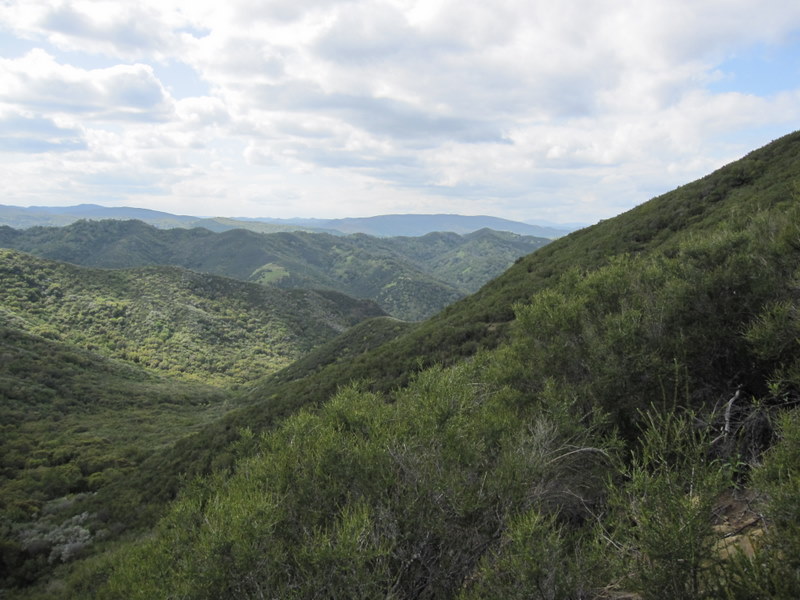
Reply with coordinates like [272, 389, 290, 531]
[242, 214, 576, 237]
[0, 203, 329, 233]
[0, 204, 578, 237]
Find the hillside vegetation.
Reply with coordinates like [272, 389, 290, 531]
[0, 252, 383, 590]
[0, 250, 384, 387]
[3, 131, 800, 598]
[57, 129, 800, 598]
[0, 325, 233, 588]
[0, 223, 548, 321]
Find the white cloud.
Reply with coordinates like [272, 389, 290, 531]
[0, 109, 87, 153]
[175, 97, 230, 128]
[0, 0, 187, 60]
[0, 50, 175, 121]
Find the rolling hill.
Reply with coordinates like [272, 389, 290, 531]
[0, 222, 549, 320]
[0, 249, 384, 387]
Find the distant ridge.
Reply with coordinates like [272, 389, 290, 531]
[0, 204, 334, 233]
[0, 204, 574, 237]
[0, 203, 199, 229]
[244, 213, 574, 238]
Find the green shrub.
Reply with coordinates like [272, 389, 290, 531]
[458, 509, 586, 600]
[714, 408, 800, 599]
[604, 410, 731, 600]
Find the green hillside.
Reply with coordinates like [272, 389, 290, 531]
[0, 250, 384, 387]
[377, 228, 549, 293]
[0, 222, 548, 321]
[81, 131, 800, 535]
[0, 251, 384, 591]
[261, 316, 417, 391]
[247, 128, 800, 400]
[0, 325, 232, 588]
[3, 131, 800, 598]
[0, 326, 229, 512]
[50, 131, 800, 599]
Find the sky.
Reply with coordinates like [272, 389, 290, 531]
[0, 1, 799, 224]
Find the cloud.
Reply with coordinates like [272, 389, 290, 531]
[39, 3, 171, 57]
[74, 167, 172, 195]
[311, 2, 423, 64]
[0, 0, 800, 222]
[248, 81, 507, 144]
[0, 0, 186, 60]
[0, 111, 87, 153]
[0, 50, 175, 121]
[175, 97, 230, 128]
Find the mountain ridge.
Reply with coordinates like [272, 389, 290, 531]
[0, 204, 574, 237]
[0, 220, 549, 321]
[243, 213, 574, 237]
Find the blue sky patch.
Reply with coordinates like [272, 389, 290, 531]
[709, 37, 800, 96]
